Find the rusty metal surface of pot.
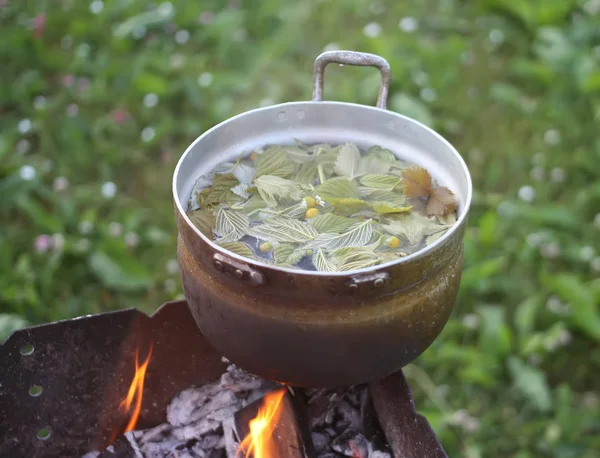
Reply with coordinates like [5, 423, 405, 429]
[173, 51, 472, 388]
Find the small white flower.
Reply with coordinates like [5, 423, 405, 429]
[398, 17, 419, 32]
[530, 167, 545, 181]
[532, 152, 545, 165]
[558, 330, 572, 346]
[76, 43, 91, 59]
[170, 54, 185, 69]
[175, 29, 190, 44]
[76, 238, 92, 252]
[90, 0, 103, 14]
[108, 222, 123, 237]
[141, 126, 156, 142]
[550, 167, 566, 183]
[467, 87, 479, 99]
[78, 220, 93, 234]
[143, 93, 159, 108]
[34, 96, 47, 110]
[232, 28, 247, 41]
[488, 29, 504, 44]
[101, 181, 117, 199]
[594, 213, 600, 228]
[545, 295, 563, 313]
[363, 22, 382, 38]
[528, 354, 541, 366]
[67, 103, 79, 117]
[323, 43, 340, 52]
[16, 139, 30, 154]
[18, 119, 32, 134]
[164, 278, 177, 293]
[526, 232, 547, 248]
[125, 232, 140, 248]
[420, 88, 437, 102]
[462, 314, 479, 330]
[540, 241, 561, 259]
[544, 129, 561, 145]
[132, 26, 146, 39]
[53, 176, 69, 192]
[19, 165, 36, 181]
[52, 233, 65, 252]
[584, 0, 600, 15]
[166, 259, 179, 275]
[411, 70, 429, 86]
[591, 257, 600, 272]
[580, 246, 596, 262]
[259, 98, 275, 107]
[369, 2, 385, 14]
[460, 51, 474, 66]
[158, 2, 174, 17]
[197, 72, 213, 87]
[61, 35, 73, 49]
[582, 392, 599, 409]
[518, 185, 536, 202]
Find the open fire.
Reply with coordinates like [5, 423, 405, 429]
[120, 345, 154, 433]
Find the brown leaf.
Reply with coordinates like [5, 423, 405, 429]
[401, 166, 432, 199]
[426, 186, 457, 216]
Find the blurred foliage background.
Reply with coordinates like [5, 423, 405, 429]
[1, 0, 600, 456]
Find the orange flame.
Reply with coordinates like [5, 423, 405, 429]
[120, 344, 153, 433]
[236, 388, 287, 458]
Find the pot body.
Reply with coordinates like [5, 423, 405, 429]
[173, 52, 472, 387]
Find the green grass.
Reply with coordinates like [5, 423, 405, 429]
[1, 0, 600, 456]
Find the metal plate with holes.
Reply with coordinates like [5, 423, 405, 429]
[0, 301, 226, 458]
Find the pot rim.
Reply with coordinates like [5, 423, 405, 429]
[173, 100, 472, 277]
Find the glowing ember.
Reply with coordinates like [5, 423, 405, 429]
[236, 388, 287, 458]
[120, 344, 153, 433]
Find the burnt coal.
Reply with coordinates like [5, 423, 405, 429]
[85, 366, 391, 458]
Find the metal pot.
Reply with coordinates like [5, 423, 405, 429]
[173, 51, 472, 388]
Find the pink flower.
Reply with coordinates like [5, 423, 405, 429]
[32, 14, 46, 38]
[78, 77, 90, 93]
[113, 108, 128, 124]
[34, 235, 53, 253]
[62, 74, 75, 87]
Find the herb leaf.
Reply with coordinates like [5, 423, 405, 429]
[371, 202, 413, 214]
[254, 175, 304, 207]
[295, 161, 319, 185]
[359, 174, 402, 190]
[356, 156, 390, 175]
[249, 217, 319, 243]
[315, 177, 361, 199]
[309, 219, 374, 250]
[188, 210, 215, 237]
[426, 186, 458, 216]
[312, 248, 337, 272]
[382, 214, 448, 245]
[217, 241, 255, 258]
[323, 197, 372, 215]
[309, 213, 356, 233]
[334, 142, 361, 178]
[401, 166, 433, 198]
[214, 208, 250, 242]
[274, 243, 307, 265]
[204, 173, 242, 207]
[232, 163, 256, 184]
[366, 145, 397, 163]
[284, 145, 315, 163]
[254, 146, 297, 178]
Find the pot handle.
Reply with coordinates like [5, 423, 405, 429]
[312, 50, 391, 110]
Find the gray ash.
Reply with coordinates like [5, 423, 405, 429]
[84, 366, 390, 458]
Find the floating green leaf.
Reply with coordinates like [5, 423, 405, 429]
[366, 145, 397, 163]
[315, 177, 360, 199]
[249, 217, 319, 243]
[214, 208, 250, 242]
[356, 156, 390, 175]
[313, 248, 337, 272]
[359, 174, 402, 190]
[232, 163, 256, 184]
[233, 195, 267, 215]
[284, 145, 314, 163]
[323, 197, 372, 215]
[274, 243, 307, 265]
[188, 210, 215, 237]
[204, 173, 242, 207]
[254, 146, 298, 178]
[295, 161, 319, 185]
[217, 241, 255, 258]
[371, 202, 413, 214]
[309, 219, 374, 250]
[254, 175, 304, 207]
[382, 214, 449, 245]
[309, 213, 356, 233]
[334, 142, 362, 178]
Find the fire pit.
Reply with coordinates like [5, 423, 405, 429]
[0, 301, 448, 458]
